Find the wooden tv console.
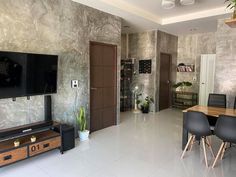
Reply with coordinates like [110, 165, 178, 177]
[0, 129, 61, 168]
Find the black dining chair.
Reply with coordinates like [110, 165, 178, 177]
[212, 115, 236, 168]
[207, 93, 227, 128]
[208, 94, 226, 108]
[181, 111, 214, 167]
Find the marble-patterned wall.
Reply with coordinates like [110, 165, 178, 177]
[177, 33, 216, 92]
[215, 19, 236, 108]
[121, 30, 178, 112]
[128, 31, 157, 111]
[156, 31, 178, 111]
[0, 0, 121, 129]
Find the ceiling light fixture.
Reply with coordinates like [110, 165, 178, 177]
[162, 0, 175, 9]
[180, 0, 195, 6]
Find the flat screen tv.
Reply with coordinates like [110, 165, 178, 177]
[0, 51, 58, 99]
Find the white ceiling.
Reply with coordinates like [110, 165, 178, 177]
[72, 0, 232, 35]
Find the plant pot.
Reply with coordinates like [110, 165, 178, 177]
[14, 141, 20, 147]
[78, 130, 90, 141]
[141, 106, 149, 114]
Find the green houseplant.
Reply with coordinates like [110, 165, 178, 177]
[76, 107, 89, 141]
[225, 0, 236, 19]
[173, 81, 192, 92]
[140, 96, 154, 113]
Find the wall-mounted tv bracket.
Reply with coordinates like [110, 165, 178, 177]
[27, 96, 30, 100]
[12, 98, 16, 102]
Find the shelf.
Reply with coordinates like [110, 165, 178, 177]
[225, 19, 236, 28]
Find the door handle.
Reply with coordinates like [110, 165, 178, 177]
[91, 88, 97, 90]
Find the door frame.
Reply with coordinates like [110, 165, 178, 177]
[159, 52, 172, 111]
[89, 41, 118, 132]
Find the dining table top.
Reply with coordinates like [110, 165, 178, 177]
[183, 105, 236, 118]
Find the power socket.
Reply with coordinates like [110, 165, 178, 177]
[71, 80, 79, 88]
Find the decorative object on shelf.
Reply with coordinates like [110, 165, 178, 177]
[225, 0, 236, 19]
[173, 81, 192, 92]
[76, 107, 89, 141]
[225, 0, 236, 27]
[139, 59, 152, 74]
[177, 63, 194, 72]
[30, 135, 36, 143]
[14, 139, 20, 147]
[140, 96, 154, 114]
[130, 82, 144, 113]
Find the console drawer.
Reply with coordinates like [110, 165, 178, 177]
[0, 147, 27, 167]
[29, 137, 61, 157]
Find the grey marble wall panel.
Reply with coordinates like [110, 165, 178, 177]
[156, 30, 178, 111]
[215, 19, 236, 108]
[177, 32, 216, 93]
[128, 31, 157, 111]
[0, 0, 121, 129]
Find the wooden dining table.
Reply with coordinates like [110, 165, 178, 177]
[182, 105, 236, 150]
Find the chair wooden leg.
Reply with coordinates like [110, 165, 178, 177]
[206, 137, 215, 158]
[202, 137, 208, 167]
[212, 142, 225, 168]
[220, 143, 227, 160]
[189, 135, 195, 151]
[181, 135, 193, 159]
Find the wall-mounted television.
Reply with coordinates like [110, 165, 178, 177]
[0, 51, 58, 99]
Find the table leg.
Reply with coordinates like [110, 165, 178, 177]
[182, 112, 188, 150]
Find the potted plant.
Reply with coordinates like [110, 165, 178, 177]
[31, 135, 37, 143]
[76, 107, 89, 141]
[140, 96, 154, 113]
[225, 0, 236, 19]
[14, 139, 20, 147]
[173, 81, 192, 92]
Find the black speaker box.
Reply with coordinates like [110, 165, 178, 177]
[54, 124, 75, 153]
[44, 95, 52, 122]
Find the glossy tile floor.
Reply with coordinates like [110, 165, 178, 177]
[1, 109, 236, 177]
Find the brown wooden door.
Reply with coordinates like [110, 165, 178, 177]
[159, 53, 171, 111]
[90, 42, 117, 132]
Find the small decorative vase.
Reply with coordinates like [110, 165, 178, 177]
[31, 136, 36, 143]
[14, 140, 20, 147]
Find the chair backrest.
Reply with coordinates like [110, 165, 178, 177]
[215, 115, 236, 144]
[186, 111, 212, 137]
[208, 94, 226, 108]
[234, 96, 236, 109]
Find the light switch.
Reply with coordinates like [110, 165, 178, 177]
[71, 80, 79, 88]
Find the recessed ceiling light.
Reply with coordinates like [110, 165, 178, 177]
[162, 0, 175, 9]
[180, 0, 195, 6]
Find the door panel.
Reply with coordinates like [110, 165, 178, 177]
[90, 67, 103, 88]
[103, 67, 116, 87]
[102, 107, 116, 128]
[90, 42, 117, 133]
[159, 53, 171, 111]
[90, 110, 103, 132]
[103, 88, 116, 108]
[199, 54, 216, 106]
[90, 88, 103, 109]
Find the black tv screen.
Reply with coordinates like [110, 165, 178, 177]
[0, 51, 58, 99]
